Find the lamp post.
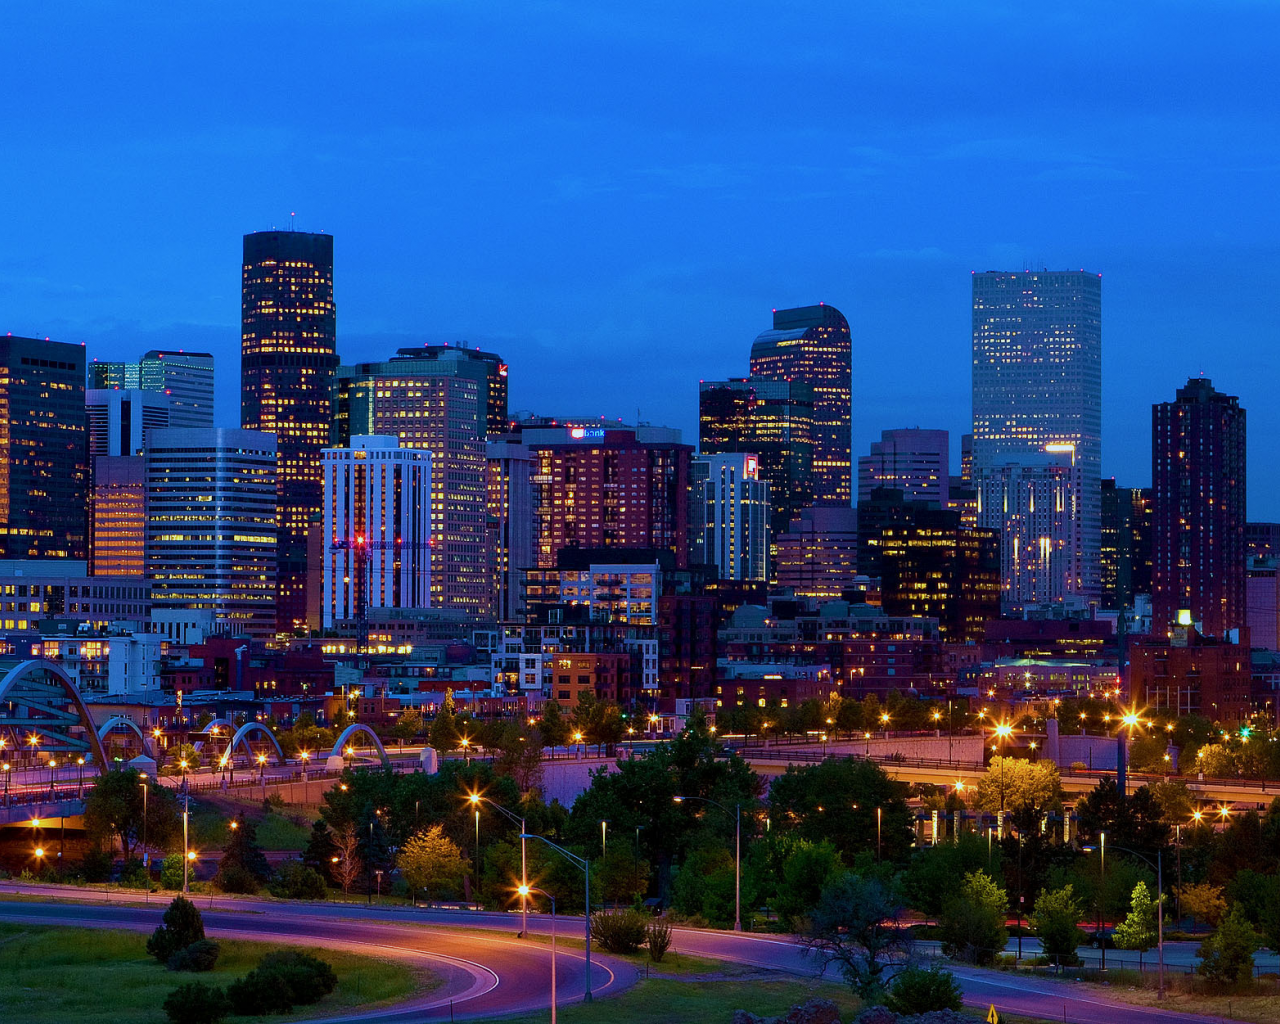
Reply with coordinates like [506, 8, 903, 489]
[474, 806, 481, 904]
[518, 885, 557, 1023]
[469, 793, 528, 936]
[76, 757, 84, 799]
[600, 820, 608, 860]
[876, 806, 883, 861]
[140, 773, 149, 871]
[673, 795, 741, 931]
[2, 762, 9, 808]
[182, 787, 191, 893]
[521, 833, 593, 1001]
[1087, 835, 1164, 998]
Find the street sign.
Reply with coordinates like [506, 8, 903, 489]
[986, 1005, 999, 1024]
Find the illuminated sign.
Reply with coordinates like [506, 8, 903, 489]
[745, 455, 758, 479]
[569, 427, 605, 440]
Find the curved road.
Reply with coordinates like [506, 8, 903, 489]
[0, 886, 1243, 1023]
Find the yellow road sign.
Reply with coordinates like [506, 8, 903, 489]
[986, 1005, 999, 1024]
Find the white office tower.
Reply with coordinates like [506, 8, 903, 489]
[139, 350, 215, 428]
[146, 428, 277, 639]
[972, 271, 1101, 605]
[691, 453, 770, 581]
[322, 436, 432, 629]
[977, 446, 1082, 613]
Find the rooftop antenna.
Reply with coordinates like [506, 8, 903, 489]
[290, 211, 296, 231]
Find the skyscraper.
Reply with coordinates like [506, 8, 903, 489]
[857, 428, 949, 505]
[321, 436, 432, 629]
[240, 230, 338, 634]
[146, 428, 278, 639]
[86, 389, 170, 458]
[335, 347, 493, 614]
[971, 270, 1102, 603]
[750, 304, 852, 506]
[690, 453, 770, 581]
[1152, 378, 1246, 637]
[977, 449, 1083, 613]
[139, 350, 215, 428]
[0, 336, 88, 560]
[699, 377, 814, 548]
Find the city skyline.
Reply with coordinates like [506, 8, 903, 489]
[3, 5, 1278, 511]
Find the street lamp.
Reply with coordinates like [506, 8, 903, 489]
[600, 820, 608, 860]
[1086, 834, 1165, 998]
[1, 762, 9, 808]
[520, 833, 593, 1002]
[139, 773, 149, 871]
[76, 757, 84, 799]
[673, 795, 741, 931]
[518, 885, 557, 1023]
[469, 792, 528, 936]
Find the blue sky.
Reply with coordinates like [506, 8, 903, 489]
[2, 3, 1278, 511]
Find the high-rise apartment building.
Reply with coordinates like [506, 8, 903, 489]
[487, 438, 534, 621]
[971, 271, 1102, 603]
[516, 422, 692, 571]
[86, 389, 170, 458]
[335, 347, 494, 614]
[1152, 378, 1246, 637]
[146, 428, 278, 639]
[240, 230, 338, 634]
[140, 350, 215, 428]
[857, 428, 949, 505]
[699, 377, 814, 548]
[977, 449, 1082, 613]
[321, 436, 432, 629]
[1100, 479, 1155, 611]
[750, 304, 851, 506]
[690, 453, 770, 581]
[0, 336, 88, 560]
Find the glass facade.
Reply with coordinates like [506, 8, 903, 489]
[749, 304, 852, 507]
[240, 231, 338, 635]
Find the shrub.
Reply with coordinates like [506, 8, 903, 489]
[269, 860, 329, 900]
[646, 917, 673, 962]
[590, 908, 650, 954]
[162, 981, 232, 1024]
[1029, 885, 1084, 966]
[939, 872, 1007, 965]
[882, 963, 963, 1015]
[1198, 909, 1262, 987]
[80, 847, 114, 883]
[227, 950, 338, 1014]
[167, 939, 221, 972]
[119, 859, 152, 890]
[213, 862, 260, 895]
[147, 896, 206, 964]
[161, 853, 187, 891]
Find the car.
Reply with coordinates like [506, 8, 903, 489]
[1086, 929, 1116, 949]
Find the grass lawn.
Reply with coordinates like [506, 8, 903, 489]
[0, 923, 428, 1024]
[1080, 975, 1280, 1024]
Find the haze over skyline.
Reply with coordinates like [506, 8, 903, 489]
[3, 3, 1278, 510]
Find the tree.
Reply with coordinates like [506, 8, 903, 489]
[147, 896, 206, 963]
[164, 743, 202, 777]
[1030, 885, 1085, 966]
[1075, 778, 1172, 858]
[269, 860, 328, 900]
[539, 699, 570, 748]
[1114, 881, 1158, 967]
[973, 757, 1061, 816]
[903, 832, 1003, 917]
[767, 756, 913, 863]
[302, 818, 337, 872]
[1197, 908, 1262, 986]
[939, 871, 1008, 965]
[593, 842, 652, 907]
[82, 767, 179, 861]
[800, 872, 912, 1000]
[493, 723, 545, 794]
[329, 824, 363, 893]
[390, 709, 423, 749]
[215, 817, 273, 894]
[399, 824, 468, 900]
[772, 839, 844, 929]
[430, 703, 458, 753]
[1177, 882, 1227, 929]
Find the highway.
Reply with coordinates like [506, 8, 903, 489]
[0, 885, 1251, 1023]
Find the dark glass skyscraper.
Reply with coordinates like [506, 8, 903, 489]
[240, 230, 338, 634]
[0, 336, 88, 559]
[1152, 378, 1246, 637]
[750, 304, 851, 506]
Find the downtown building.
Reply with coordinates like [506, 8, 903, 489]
[1100, 479, 1153, 612]
[146, 428, 278, 640]
[971, 271, 1102, 609]
[240, 230, 338, 634]
[321, 436, 432, 630]
[690, 453, 770, 582]
[775, 505, 860, 600]
[699, 376, 814, 554]
[749, 303, 852, 507]
[92, 350, 214, 428]
[857, 428, 949, 505]
[335, 345, 501, 616]
[0, 335, 89, 560]
[1151, 378, 1247, 638]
